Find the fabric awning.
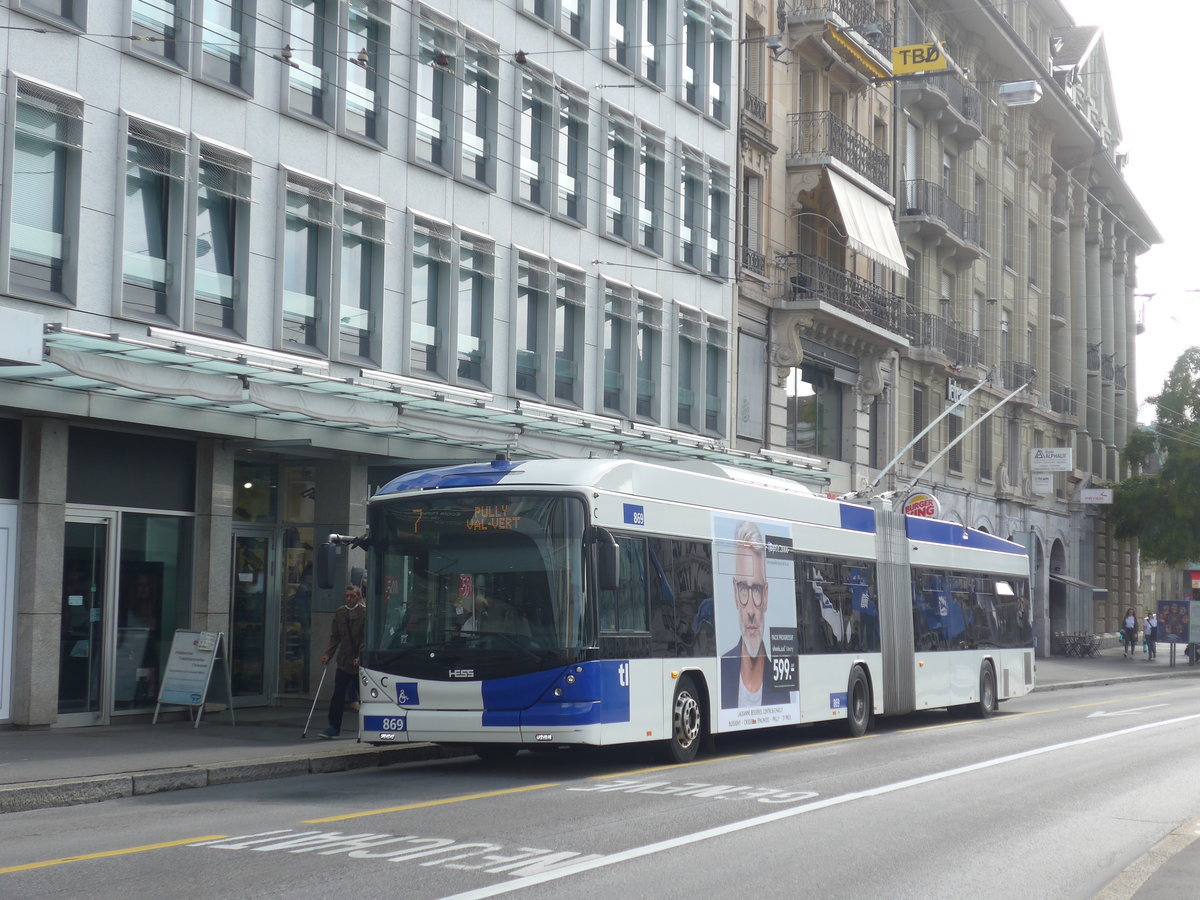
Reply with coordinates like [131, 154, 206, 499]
[827, 170, 908, 275]
[1050, 572, 1107, 594]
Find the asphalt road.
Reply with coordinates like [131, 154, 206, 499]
[4, 678, 1200, 900]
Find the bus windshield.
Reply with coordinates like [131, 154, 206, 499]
[365, 492, 588, 674]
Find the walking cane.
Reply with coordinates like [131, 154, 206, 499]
[301, 659, 332, 739]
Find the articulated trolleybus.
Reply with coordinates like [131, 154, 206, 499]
[334, 458, 1033, 762]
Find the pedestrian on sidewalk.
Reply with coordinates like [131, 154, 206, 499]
[1143, 615, 1152, 658]
[318, 585, 366, 739]
[1147, 611, 1158, 661]
[1123, 608, 1137, 658]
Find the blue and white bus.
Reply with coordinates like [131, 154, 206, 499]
[333, 458, 1033, 762]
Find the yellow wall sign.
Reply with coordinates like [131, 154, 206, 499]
[892, 43, 947, 75]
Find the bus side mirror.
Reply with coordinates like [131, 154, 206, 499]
[595, 528, 620, 592]
[316, 542, 337, 590]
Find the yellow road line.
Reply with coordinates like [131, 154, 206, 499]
[303, 782, 561, 823]
[0, 835, 225, 875]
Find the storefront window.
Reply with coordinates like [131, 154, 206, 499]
[114, 513, 193, 711]
[234, 462, 278, 522]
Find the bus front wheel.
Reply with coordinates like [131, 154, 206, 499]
[846, 667, 871, 737]
[666, 675, 704, 763]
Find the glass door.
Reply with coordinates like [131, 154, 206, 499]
[231, 530, 278, 706]
[59, 518, 115, 724]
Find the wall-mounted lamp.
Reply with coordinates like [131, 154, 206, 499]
[766, 33, 790, 63]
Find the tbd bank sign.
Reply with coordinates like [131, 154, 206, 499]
[1030, 447, 1073, 472]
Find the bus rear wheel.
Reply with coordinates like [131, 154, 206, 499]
[666, 675, 703, 763]
[976, 663, 997, 718]
[846, 667, 871, 737]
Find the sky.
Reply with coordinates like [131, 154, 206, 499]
[1060, 0, 1200, 420]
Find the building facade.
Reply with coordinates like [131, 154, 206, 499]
[0, 0, 835, 727]
[735, 0, 1158, 656]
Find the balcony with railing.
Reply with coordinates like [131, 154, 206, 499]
[1049, 377, 1078, 417]
[906, 312, 980, 370]
[774, 252, 911, 341]
[899, 179, 981, 259]
[787, 111, 890, 192]
[1050, 289, 1068, 323]
[742, 244, 767, 277]
[1000, 360, 1038, 404]
[899, 73, 983, 143]
[780, 0, 894, 55]
[742, 88, 767, 122]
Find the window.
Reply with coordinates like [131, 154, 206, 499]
[598, 535, 649, 632]
[605, 111, 635, 241]
[515, 253, 550, 395]
[463, 47, 499, 185]
[636, 294, 661, 419]
[608, 0, 665, 85]
[193, 143, 251, 335]
[912, 384, 927, 464]
[674, 307, 726, 433]
[736, 331, 766, 441]
[557, 87, 588, 223]
[677, 309, 700, 428]
[1006, 415, 1021, 485]
[410, 216, 451, 375]
[281, 170, 334, 352]
[704, 318, 727, 433]
[1002, 199, 1014, 268]
[1028, 220, 1039, 286]
[788, 364, 843, 458]
[344, 1, 389, 141]
[13, 0, 86, 29]
[979, 411, 992, 481]
[707, 164, 730, 277]
[682, 0, 732, 124]
[520, 69, 555, 209]
[6, 77, 83, 300]
[554, 266, 586, 404]
[744, 23, 764, 105]
[520, 0, 589, 43]
[198, 0, 254, 91]
[456, 233, 494, 384]
[338, 191, 384, 363]
[131, 0, 188, 67]
[679, 150, 704, 268]
[602, 282, 632, 412]
[285, 0, 335, 122]
[948, 409, 963, 473]
[415, 17, 498, 187]
[639, 129, 665, 251]
[122, 118, 186, 322]
[741, 172, 763, 271]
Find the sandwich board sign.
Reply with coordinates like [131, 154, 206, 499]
[154, 630, 235, 727]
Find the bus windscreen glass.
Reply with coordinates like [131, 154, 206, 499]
[366, 493, 588, 672]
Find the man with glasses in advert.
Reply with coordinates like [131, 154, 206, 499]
[721, 519, 793, 709]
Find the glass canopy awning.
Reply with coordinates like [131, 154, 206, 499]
[0, 324, 831, 485]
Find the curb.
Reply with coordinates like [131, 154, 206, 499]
[0, 743, 461, 815]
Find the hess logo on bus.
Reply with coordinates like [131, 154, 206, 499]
[449, 668, 475, 678]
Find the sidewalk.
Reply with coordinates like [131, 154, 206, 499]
[2, 645, 1198, 816]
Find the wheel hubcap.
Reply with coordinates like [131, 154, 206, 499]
[674, 691, 700, 748]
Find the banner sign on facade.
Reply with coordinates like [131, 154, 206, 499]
[1030, 447, 1073, 472]
[892, 43, 948, 75]
[1080, 488, 1113, 504]
[1031, 473, 1053, 494]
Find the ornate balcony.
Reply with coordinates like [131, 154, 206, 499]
[774, 252, 911, 340]
[781, 0, 894, 55]
[786, 111, 890, 193]
[1049, 377, 1078, 417]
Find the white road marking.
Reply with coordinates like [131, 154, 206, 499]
[1086, 704, 1169, 718]
[439, 712, 1200, 900]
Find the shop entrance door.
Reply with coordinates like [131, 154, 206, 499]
[231, 529, 279, 706]
[59, 517, 116, 725]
